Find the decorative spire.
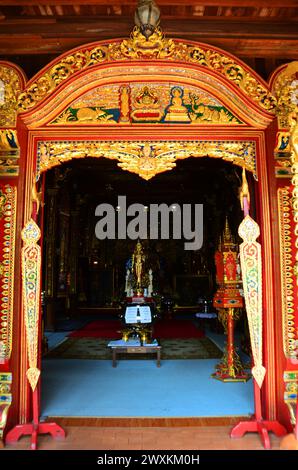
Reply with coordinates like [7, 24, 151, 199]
[223, 217, 234, 246]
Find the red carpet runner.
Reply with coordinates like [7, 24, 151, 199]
[68, 319, 204, 339]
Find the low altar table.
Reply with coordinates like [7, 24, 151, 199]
[108, 339, 161, 367]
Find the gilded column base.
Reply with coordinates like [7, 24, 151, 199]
[212, 348, 251, 383]
[213, 307, 250, 382]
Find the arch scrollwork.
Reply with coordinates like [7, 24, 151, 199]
[36, 139, 257, 181]
[18, 29, 275, 115]
[0, 63, 24, 127]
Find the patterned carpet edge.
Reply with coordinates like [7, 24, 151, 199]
[44, 337, 223, 360]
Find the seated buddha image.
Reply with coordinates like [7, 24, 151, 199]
[164, 86, 191, 123]
[131, 86, 162, 122]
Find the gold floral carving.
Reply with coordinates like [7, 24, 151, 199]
[120, 27, 175, 59]
[118, 142, 177, 180]
[290, 113, 298, 283]
[18, 28, 275, 114]
[37, 140, 256, 181]
[0, 185, 16, 362]
[275, 63, 298, 417]
[277, 187, 296, 359]
[273, 62, 298, 129]
[18, 46, 108, 112]
[0, 65, 23, 127]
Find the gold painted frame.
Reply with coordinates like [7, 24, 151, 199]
[37, 139, 257, 181]
[11, 29, 278, 425]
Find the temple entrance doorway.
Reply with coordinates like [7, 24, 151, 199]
[41, 156, 254, 419]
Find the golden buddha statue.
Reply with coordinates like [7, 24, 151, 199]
[164, 86, 191, 123]
[119, 84, 131, 123]
[132, 241, 146, 288]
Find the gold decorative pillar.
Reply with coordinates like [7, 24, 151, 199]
[288, 75, 298, 436]
[290, 113, 298, 280]
[213, 219, 249, 382]
[0, 62, 25, 445]
[0, 185, 16, 364]
[273, 62, 298, 430]
[0, 186, 17, 437]
[0, 63, 23, 177]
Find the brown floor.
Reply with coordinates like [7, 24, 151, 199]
[4, 425, 282, 450]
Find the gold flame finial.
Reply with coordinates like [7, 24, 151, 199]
[239, 167, 250, 211]
[223, 217, 234, 245]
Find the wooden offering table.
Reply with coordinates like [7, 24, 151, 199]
[108, 339, 161, 367]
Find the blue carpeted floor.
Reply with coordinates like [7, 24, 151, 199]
[41, 358, 253, 418]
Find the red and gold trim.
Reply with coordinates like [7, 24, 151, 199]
[0, 184, 17, 363]
[21, 65, 272, 130]
[17, 29, 275, 116]
[277, 187, 297, 360]
[36, 139, 257, 181]
[6, 34, 282, 429]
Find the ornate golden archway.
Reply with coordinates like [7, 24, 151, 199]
[1, 25, 289, 447]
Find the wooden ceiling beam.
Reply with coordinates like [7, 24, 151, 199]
[209, 38, 298, 59]
[2, 15, 298, 23]
[1, 36, 297, 59]
[0, 17, 297, 38]
[1, 0, 298, 7]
